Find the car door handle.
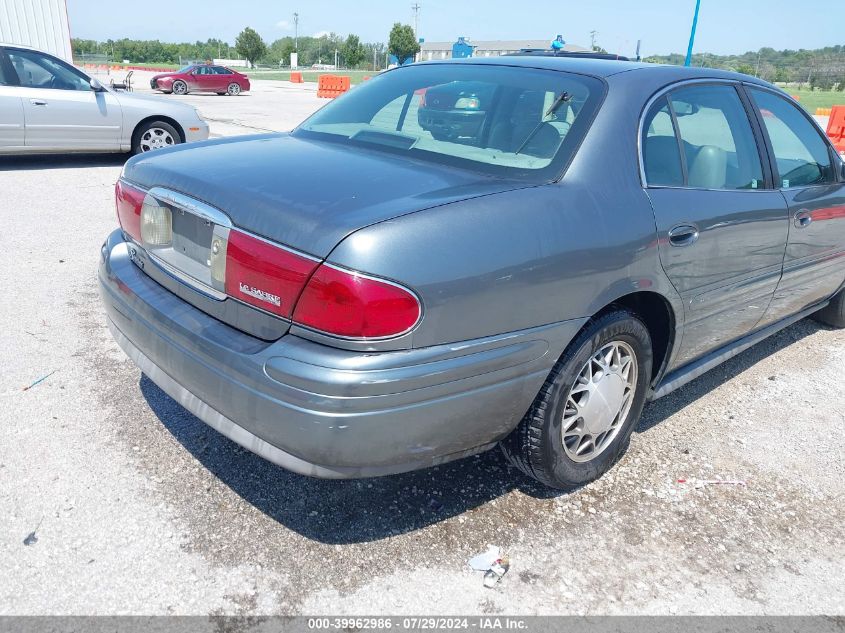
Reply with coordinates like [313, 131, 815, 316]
[668, 224, 700, 247]
[30, 99, 48, 106]
[794, 210, 813, 229]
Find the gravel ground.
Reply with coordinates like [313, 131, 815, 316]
[0, 79, 843, 616]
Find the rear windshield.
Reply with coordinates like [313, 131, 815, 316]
[294, 63, 604, 181]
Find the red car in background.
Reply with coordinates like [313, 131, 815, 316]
[151, 64, 250, 96]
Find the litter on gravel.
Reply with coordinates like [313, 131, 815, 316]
[22, 370, 57, 392]
[468, 545, 510, 588]
[677, 478, 747, 488]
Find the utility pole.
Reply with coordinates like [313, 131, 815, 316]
[684, 0, 701, 67]
[293, 12, 299, 52]
[411, 3, 421, 39]
[335, 48, 338, 69]
[590, 30, 598, 51]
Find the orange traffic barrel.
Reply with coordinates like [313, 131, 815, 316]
[827, 105, 845, 154]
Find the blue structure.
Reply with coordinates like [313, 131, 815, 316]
[452, 37, 474, 59]
[388, 54, 416, 66]
[685, 0, 702, 67]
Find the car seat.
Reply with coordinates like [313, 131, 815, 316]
[489, 90, 562, 157]
[688, 145, 728, 189]
[644, 136, 684, 186]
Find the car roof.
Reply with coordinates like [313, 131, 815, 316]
[413, 55, 773, 87]
[0, 42, 39, 51]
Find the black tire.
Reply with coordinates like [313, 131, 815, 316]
[132, 120, 182, 155]
[501, 310, 653, 490]
[813, 287, 845, 328]
[172, 80, 188, 95]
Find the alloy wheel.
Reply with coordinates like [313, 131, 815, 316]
[139, 127, 176, 152]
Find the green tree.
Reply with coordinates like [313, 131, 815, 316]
[342, 34, 365, 69]
[735, 63, 755, 76]
[235, 27, 267, 67]
[387, 23, 419, 65]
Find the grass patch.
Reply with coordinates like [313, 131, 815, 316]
[786, 89, 845, 113]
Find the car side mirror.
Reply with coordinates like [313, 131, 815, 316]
[89, 78, 104, 91]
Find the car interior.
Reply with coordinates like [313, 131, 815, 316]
[644, 91, 763, 190]
[7, 49, 90, 91]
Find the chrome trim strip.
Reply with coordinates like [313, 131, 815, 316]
[148, 186, 232, 228]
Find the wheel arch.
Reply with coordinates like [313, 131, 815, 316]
[588, 290, 680, 387]
[131, 115, 186, 147]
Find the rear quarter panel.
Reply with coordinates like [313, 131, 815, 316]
[327, 73, 684, 359]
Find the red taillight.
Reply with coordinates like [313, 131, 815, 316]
[224, 230, 319, 318]
[115, 180, 145, 241]
[292, 264, 421, 339]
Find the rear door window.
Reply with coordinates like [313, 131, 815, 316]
[642, 97, 684, 187]
[748, 88, 835, 188]
[670, 84, 764, 190]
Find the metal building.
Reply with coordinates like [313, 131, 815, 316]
[0, 0, 73, 62]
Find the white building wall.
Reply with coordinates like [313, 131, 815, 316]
[0, 0, 72, 62]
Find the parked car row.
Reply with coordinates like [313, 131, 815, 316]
[99, 54, 845, 490]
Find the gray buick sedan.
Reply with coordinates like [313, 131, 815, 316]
[99, 54, 845, 489]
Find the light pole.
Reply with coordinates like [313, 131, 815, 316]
[684, 0, 701, 67]
[411, 3, 421, 39]
[335, 48, 338, 69]
[293, 12, 299, 52]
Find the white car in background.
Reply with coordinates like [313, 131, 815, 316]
[0, 44, 209, 155]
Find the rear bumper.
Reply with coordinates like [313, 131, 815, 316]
[99, 229, 581, 478]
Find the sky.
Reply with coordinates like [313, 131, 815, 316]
[66, 0, 842, 58]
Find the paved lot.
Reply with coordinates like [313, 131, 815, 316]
[90, 68, 326, 136]
[0, 79, 843, 616]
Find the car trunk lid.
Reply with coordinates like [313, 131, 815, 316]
[122, 133, 526, 257]
[119, 133, 528, 337]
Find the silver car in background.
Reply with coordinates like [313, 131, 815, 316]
[0, 44, 209, 155]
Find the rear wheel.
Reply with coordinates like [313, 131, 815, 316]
[132, 120, 182, 154]
[813, 287, 845, 328]
[501, 310, 652, 490]
[226, 82, 241, 96]
[172, 80, 188, 95]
